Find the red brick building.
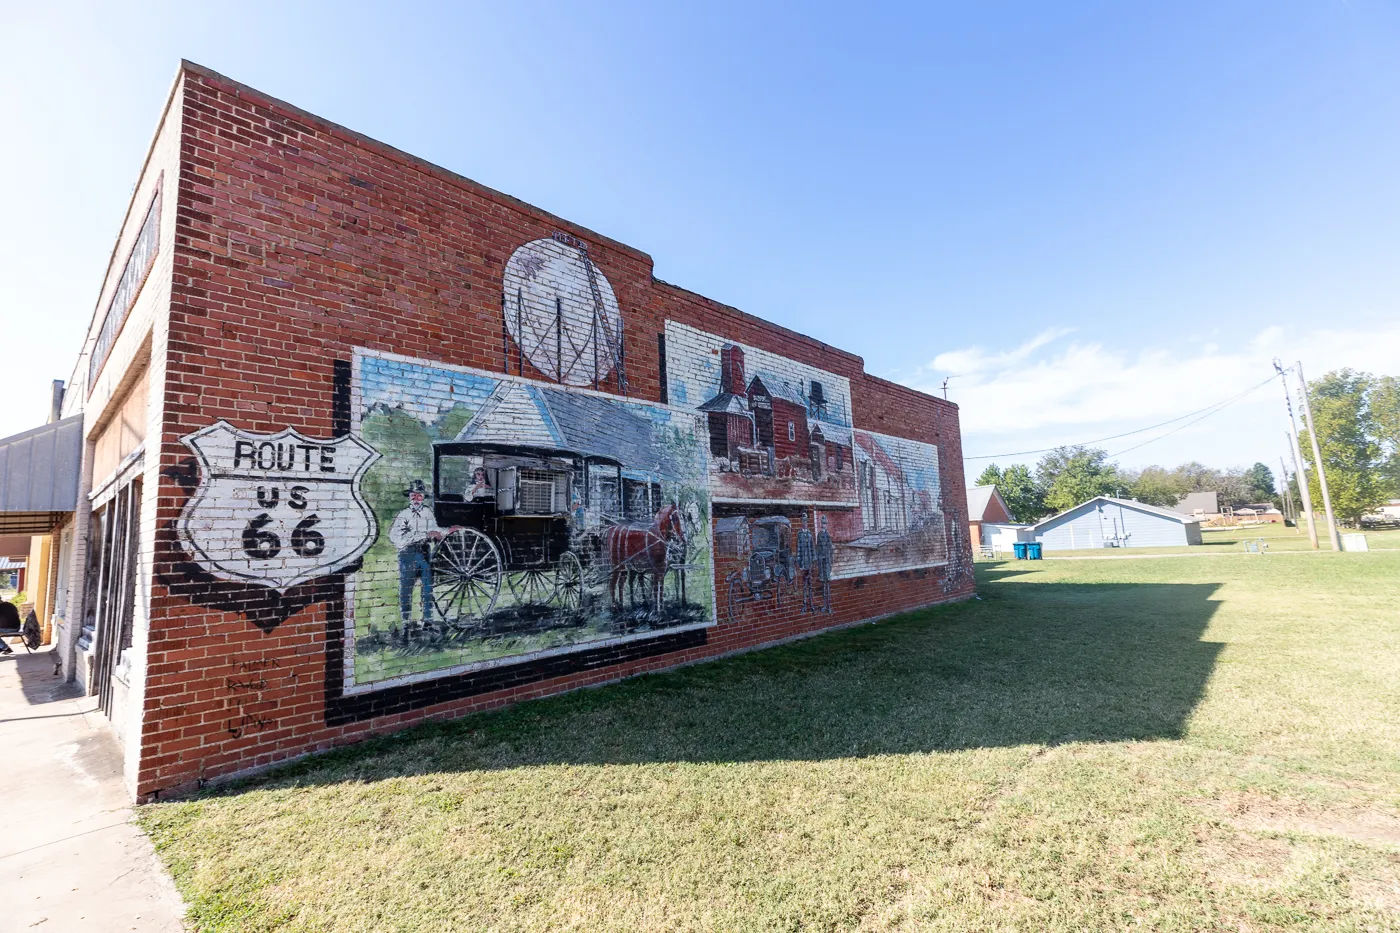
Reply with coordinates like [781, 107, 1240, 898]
[44, 62, 972, 800]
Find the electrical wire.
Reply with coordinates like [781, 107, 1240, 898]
[963, 373, 1280, 461]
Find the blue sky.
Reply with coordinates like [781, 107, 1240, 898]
[3, 2, 1398, 478]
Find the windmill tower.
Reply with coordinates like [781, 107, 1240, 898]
[501, 235, 627, 393]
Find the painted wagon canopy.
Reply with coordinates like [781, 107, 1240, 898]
[445, 382, 682, 480]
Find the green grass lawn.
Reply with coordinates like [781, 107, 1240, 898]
[140, 549, 1400, 931]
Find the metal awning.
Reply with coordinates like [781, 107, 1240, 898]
[0, 415, 83, 533]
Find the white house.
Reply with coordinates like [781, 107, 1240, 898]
[1030, 497, 1203, 550]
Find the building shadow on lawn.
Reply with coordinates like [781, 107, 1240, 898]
[237, 576, 1225, 792]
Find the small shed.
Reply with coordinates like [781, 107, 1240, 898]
[981, 521, 1032, 556]
[1030, 496, 1202, 550]
[966, 485, 1013, 552]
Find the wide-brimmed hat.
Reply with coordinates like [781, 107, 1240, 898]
[403, 479, 430, 497]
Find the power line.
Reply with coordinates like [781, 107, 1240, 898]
[963, 373, 1279, 462]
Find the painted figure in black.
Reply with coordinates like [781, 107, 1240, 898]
[815, 514, 834, 613]
[389, 479, 443, 634]
[796, 513, 816, 612]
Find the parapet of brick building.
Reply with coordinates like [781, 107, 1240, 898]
[59, 61, 973, 800]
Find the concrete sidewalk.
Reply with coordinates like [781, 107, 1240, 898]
[0, 645, 186, 931]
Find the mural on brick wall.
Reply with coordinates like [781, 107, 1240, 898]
[346, 349, 713, 690]
[503, 234, 625, 388]
[665, 321, 858, 506]
[667, 323, 949, 619]
[713, 502, 837, 621]
[818, 429, 947, 578]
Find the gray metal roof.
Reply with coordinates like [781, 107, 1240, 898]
[1030, 496, 1200, 530]
[0, 416, 83, 518]
[1174, 491, 1220, 515]
[965, 484, 1008, 522]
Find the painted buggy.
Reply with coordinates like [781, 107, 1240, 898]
[430, 442, 673, 624]
[425, 382, 688, 626]
[724, 515, 795, 621]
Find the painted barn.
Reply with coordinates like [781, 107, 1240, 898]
[697, 343, 852, 479]
[1030, 496, 1203, 550]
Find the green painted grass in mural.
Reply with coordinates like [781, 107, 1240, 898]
[142, 549, 1400, 931]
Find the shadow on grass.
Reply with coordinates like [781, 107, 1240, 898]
[217, 568, 1225, 793]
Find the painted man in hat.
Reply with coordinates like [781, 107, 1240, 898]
[815, 514, 835, 613]
[795, 513, 816, 613]
[388, 478, 444, 634]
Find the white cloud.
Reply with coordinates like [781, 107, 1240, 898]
[929, 327, 1076, 376]
[905, 321, 1400, 468]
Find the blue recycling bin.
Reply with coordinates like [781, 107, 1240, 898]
[1012, 542, 1028, 560]
[1026, 542, 1043, 561]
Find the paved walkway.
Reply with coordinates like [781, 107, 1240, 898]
[0, 645, 186, 931]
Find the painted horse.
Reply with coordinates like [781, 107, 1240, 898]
[603, 503, 685, 611]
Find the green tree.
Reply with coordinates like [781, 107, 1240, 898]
[1002, 463, 1045, 523]
[1242, 462, 1276, 503]
[1124, 465, 1190, 508]
[1298, 369, 1384, 527]
[975, 463, 1046, 523]
[1037, 446, 1120, 513]
[1372, 375, 1400, 496]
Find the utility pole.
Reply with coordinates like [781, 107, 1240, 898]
[1296, 360, 1342, 551]
[1279, 452, 1297, 530]
[1274, 360, 1318, 549]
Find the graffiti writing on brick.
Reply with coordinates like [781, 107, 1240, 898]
[345, 349, 714, 691]
[177, 422, 381, 591]
[224, 659, 280, 738]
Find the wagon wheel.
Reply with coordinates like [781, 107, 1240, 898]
[726, 571, 744, 623]
[431, 528, 502, 627]
[554, 552, 585, 611]
[507, 566, 556, 608]
[775, 562, 793, 607]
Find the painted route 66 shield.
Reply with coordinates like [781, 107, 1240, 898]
[178, 421, 381, 591]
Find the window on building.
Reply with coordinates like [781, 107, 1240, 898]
[53, 527, 73, 617]
[85, 478, 142, 716]
[788, 422, 796, 442]
[591, 470, 620, 519]
[657, 334, 668, 405]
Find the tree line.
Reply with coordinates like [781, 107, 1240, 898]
[1295, 369, 1399, 527]
[974, 369, 1399, 527]
[975, 453, 1277, 524]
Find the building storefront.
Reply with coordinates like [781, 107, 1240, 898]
[42, 63, 973, 801]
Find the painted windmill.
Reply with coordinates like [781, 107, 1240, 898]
[502, 234, 627, 393]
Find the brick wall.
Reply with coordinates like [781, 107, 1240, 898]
[138, 63, 972, 800]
